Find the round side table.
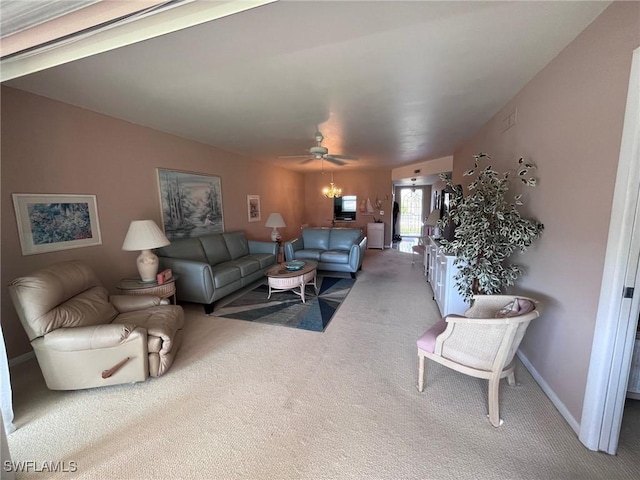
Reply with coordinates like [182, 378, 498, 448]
[116, 277, 178, 304]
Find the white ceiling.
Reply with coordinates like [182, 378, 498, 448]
[3, 1, 609, 176]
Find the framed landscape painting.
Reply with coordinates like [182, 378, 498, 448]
[12, 193, 102, 255]
[157, 169, 224, 240]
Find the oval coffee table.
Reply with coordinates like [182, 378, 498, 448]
[265, 260, 318, 303]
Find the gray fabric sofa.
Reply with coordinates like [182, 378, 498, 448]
[283, 227, 367, 278]
[156, 231, 277, 314]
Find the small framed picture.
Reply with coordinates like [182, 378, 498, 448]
[247, 195, 261, 222]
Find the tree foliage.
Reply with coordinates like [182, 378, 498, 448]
[439, 153, 544, 300]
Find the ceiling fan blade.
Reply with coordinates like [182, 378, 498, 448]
[278, 154, 312, 159]
[299, 158, 315, 164]
[325, 157, 346, 166]
[329, 154, 358, 160]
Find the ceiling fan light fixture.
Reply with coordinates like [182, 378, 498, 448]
[310, 146, 328, 155]
[279, 130, 358, 167]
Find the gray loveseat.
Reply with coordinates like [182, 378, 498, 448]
[156, 231, 277, 314]
[283, 227, 367, 278]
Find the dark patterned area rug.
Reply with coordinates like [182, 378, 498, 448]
[214, 276, 355, 332]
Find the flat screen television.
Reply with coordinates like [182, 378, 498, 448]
[334, 195, 357, 221]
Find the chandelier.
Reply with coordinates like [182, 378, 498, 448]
[322, 172, 342, 198]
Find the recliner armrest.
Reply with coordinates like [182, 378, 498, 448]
[43, 324, 146, 351]
[110, 295, 162, 313]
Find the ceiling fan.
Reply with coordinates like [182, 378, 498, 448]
[279, 130, 358, 166]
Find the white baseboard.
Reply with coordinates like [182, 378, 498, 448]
[9, 351, 35, 367]
[517, 350, 580, 435]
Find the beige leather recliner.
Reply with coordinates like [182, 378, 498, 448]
[8, 260, 185, 390]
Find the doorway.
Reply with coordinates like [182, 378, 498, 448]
[399, 187, 423, 237]
[579, 46, 640, 454]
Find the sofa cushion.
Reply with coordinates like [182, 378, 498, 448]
[38, 287, 118, 339]
[417, 318, 448, 354]
[9, 259, 120, 340]
[319, 250, 350, 264]
[295, 249, 323, 261]
[200, 234, 232, 266]
[210, 263, 242, 288]
[228, 257, 260, 276]
[329, 228, 362, 250]
[115, 305, 184, 355]
[302, 228, 331, 250]
[495, 298, 535, 318]
[156, 237, 208, 263]
[223, 231, 250, 260]
[246, 253, 276, 269]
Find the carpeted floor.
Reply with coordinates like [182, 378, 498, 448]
[5, 249, 640, 479]
[214, 276, 355, 332]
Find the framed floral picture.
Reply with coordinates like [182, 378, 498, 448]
[247, 195, 261, 222]
[157, 169, 224, 240]
[12, 193, 102, 255]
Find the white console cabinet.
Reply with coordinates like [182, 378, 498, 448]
[367, 223, 385, 249]
[427, 236, 468, 316]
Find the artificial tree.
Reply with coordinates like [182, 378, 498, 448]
[438, 153, 544, 300]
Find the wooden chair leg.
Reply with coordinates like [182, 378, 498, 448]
[418, 354, 425, 392]
[488, 376, 501, 427]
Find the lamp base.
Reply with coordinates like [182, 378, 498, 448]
[270, 228, 281, 242]
[137, 249, 159, 282]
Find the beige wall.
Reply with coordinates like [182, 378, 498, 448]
[391, 155, 453, 183]
[0, 86, 305, 358]
[452, 2, 640, 423]
[303, 169, 393, 244]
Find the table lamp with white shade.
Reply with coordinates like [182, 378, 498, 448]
[265, 213, 286, 242]
[424, 209, 441, 238]
[122, 220, 170, 282]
